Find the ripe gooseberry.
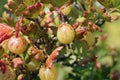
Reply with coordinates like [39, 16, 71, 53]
[38, 65, 58, 80]
[0, 66, 16, 80]
[57, 23, 75, 44]
[8, 36, 28, 54]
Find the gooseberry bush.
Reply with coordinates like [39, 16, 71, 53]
[0, 0, 120, 80]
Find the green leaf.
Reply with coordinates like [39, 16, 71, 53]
[0, 0, 7, 17]
[23, 0, 39, 6]
[73, 40, 89, 59]
[52, 0, 70, 7]
[66, 5, 82, 24]
[15, 4, 26, 16]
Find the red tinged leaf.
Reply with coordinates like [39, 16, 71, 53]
[0, 24, 14, 36]
[45, 58, 53, 69]
[12, 58, 24, 68]
[29, 47, 45, 61]
[49, 46, 63, 60]
[0, 23, 14, 44]
[45, 46, 63, 68]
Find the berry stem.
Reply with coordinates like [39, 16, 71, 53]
[15, 22, 20, 38]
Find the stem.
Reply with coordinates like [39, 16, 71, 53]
[26, 17, 36, 22]
[81, 3, 86, 11]
[61, 14, 65, 23]
[54, 7, 67, 23]
[56, 53, 72, 62]
[15, 22, 20, 38]
[26, 17, 43, 30]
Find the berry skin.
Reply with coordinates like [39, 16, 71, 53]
[8, 36, 28, 54]
[38, 65, 58, 80]
[0, 66, 16, 80]
[57, 23, 75, 44]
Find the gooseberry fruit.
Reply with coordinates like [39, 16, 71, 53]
[57, 23, 75, 44]
[38, 65, 58, 80]
[8, 36, 28, 54]
[0, 66, 16, 80]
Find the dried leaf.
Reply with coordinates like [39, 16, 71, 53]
[46, 46, 63, 68]
[0, 23, 14, 44]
